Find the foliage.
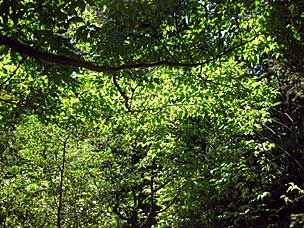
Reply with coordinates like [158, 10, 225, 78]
[0, 0, 303, 227]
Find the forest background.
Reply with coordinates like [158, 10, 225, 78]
[0, 0, 304, 227]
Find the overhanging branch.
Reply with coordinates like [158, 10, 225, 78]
[0, 34, 260, 73]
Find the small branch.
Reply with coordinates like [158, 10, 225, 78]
[255, 130, 304, 173]
[159, 194, 179, 213]
[0, 57, 26, 105]
[141, 160, 156, 228]
[112, 73, 132, 112]
[113, 194, 129, 221]
[57, 134, 70, 228]
[154, 178, 171, 193]
[0, 57, 26, 89]
[132, 186, 138, 209]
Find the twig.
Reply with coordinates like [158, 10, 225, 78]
[112, 73, 132, 112]
[0, 57, 26, 89]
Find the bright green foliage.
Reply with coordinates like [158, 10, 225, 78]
[0, 0, 301, 227]
[0, 64, 278, 227]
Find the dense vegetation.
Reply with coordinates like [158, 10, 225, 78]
[0, 0, 303, 227]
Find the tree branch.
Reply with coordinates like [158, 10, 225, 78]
[113, 193, 129, 221]
[0, 57, 26, 89]
[0, 34, 261, 73]
[112, 73, 132, 112]
[57, 134, 70, 228]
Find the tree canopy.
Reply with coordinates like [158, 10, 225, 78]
[1, 0, 304, 227]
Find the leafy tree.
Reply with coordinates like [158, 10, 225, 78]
[1, 0, 302, 227]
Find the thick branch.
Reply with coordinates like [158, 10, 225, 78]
[0, 34, 260, 73]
